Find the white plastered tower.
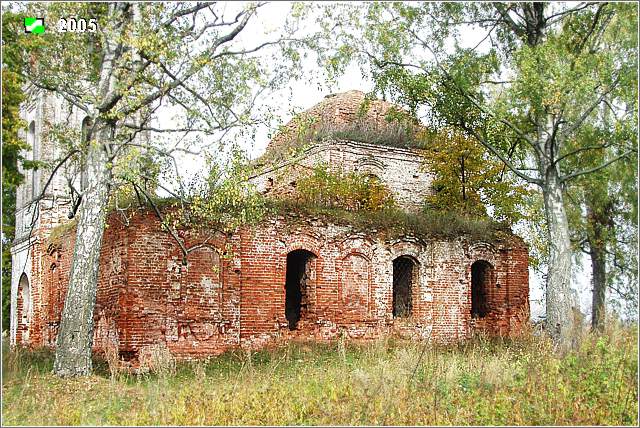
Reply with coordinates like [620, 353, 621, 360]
[10, 86, 85, 346]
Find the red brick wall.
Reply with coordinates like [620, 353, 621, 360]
[37, 213, 128, 349]
[29, 210, 529, 360]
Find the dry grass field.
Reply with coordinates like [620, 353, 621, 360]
[2, 323, 637, 426]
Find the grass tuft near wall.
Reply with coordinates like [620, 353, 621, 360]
[2, 322, 637, 426]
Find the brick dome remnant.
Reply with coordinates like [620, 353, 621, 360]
[250, 90, 434, 212]
[261, 90, 425, 163]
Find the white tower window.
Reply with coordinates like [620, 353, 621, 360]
[28, 121, 38, 199]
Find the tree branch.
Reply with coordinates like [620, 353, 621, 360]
[461, 123, 542, 185]
[118, 6, 257, 117]
[553, 141, 616, 166]
[131, 180, 189, 264]
[560, 150, 634, 183]
[545, 2, 599, 27]
[557, 75, 620, 142]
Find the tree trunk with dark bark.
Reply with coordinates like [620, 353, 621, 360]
[586, 200, 609, 332]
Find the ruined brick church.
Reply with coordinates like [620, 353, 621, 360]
[10, 89, 529, 360]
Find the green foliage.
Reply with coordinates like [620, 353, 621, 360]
[2, 9, 29, 332]
[2, 323, 637, 425]
[7, 2, 310, 373]
[321, 2, 638, 333]
[564, 122, 638, 319]
[167, 151, 267, 234]
[423, 128, 531, 224]
[267, 199, 505, 243]
[295, 164, 395, 212]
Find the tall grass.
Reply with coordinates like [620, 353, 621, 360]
[2, 322, 637, 426]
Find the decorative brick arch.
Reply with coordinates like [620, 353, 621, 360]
[355, 155, 385, 175]
[338, 234, 375, 260]
[16, 273, 31, 345]
[468, 242, 499, 266]
[339, 251, 372, 321]
[388, 237, 426, 263]
[281, 232, 323, 262]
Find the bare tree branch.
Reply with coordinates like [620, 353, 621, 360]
[545, 2, 599, 27]
[131, 180, 189, 264]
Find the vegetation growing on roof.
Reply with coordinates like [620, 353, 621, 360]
[164, 152, 268, 234]
[295, 164, 395, 212]
[254, 93, 432, 167]
[265, 199, 509, 242]
[91, 156, 510, 243]
[308, 109, 427, 149]
[262, 163, 509, 242]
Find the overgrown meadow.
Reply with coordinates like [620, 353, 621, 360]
[2, 322, 637, 426]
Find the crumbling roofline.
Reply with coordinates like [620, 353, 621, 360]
[250, 138, 427, 180]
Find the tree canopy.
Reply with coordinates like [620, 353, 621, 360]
[10, 1, 309, 376]
[319, 1, 638, 347]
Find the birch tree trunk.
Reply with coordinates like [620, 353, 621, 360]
[53, 127, 113, 376]
[53, 2, 126, 377]
[542, 167, 576, 351]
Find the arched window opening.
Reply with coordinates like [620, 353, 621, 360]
[17, 273, 31, 343]
[471, 260, 493, 318]
[28, 121, 37, 198]
[393, 256, 417, 318]
[285, 249, 316, 330]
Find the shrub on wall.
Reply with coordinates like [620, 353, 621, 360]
[166, 151, 268, 234]
[295, 164, 395, 211]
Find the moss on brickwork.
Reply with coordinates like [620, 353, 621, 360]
[45, 218, 77, 247]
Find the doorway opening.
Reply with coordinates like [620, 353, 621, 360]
[285, 249, 316, 330]
[471, 260, 493, 318]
